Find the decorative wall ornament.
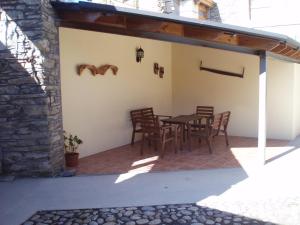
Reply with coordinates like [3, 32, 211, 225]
[159, 66, 164, 78]
[77, 64, 119, 76]
[153, 62, 165, 78]
[154, 63, 159, 74]
[200, 61, 244, 78]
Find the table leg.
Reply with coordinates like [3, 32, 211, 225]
[182, 124, 186, 142]
[187, 123, 192, 151]
[180, 124, 184, 151]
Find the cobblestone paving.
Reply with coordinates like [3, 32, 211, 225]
[22, 203, 274, 225]
[199, 197, 300, 225]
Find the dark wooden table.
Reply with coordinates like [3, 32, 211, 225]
[162, 114, 212, 151]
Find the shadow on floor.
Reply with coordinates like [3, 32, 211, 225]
[266, 145, 299, 164]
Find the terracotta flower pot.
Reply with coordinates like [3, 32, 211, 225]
[65, 152, 79, 167]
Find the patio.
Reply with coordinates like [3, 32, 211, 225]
[77, 136, 289, 175]
[55, 1, 300, 178]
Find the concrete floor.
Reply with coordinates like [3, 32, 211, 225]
[1, 137, 300, 225]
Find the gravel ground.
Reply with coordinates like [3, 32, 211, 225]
[22, 203, 275, 225]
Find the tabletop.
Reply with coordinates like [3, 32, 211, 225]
[161, 114, 211, 124]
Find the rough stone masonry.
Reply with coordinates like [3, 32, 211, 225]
[0, 0, 64, 176]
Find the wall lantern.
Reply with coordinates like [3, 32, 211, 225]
[136, 46, 144, 63]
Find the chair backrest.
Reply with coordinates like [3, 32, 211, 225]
[140, 115, 160, 135]
[130, 109, 143, 127]
[221, 111, 231, 130]
[141, 107, 154, 118]
[130, 107, 156, 128]
[196, 106, 214, 117]
[210, 113, 223, 135]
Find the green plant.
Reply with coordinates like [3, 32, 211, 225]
[64, 131, 83, 153]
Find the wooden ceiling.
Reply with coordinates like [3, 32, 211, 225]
[52, 2, 300, 62]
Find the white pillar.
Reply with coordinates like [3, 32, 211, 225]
[258, 51, 267, 165]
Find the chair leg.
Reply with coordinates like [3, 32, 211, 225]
[224, 130, 229, 146]
[140, 133, 145, 155]
[154, 141, 158, 152]
[205, 137, 213, 154]
[160, 141, 166, 158]
[174, 136, 178, 154]
[178, 125, 184, 150]
[182, 125, 186, 142]
[131, 130, 136, 145]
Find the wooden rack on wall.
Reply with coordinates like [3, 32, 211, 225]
[199, 61, 245, 78]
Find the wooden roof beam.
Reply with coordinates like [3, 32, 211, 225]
[270, 43, 287, 54]
[283, 48, 298, 57]
[184, 26, 238, 45]
[293, 52, 300, 59]
[56, 10, 127, 28]
[57, 10, 279, 51]
[289, 49, 300, 57]
[280, 46, 294, 55]
[94, 14, 127, 28]
[127, 18, 184, 36]
[238, 34, 280, 50]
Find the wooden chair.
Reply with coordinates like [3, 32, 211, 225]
[141, 107, 155, 118]
[191, 113, 223, 153]
[130, 107, 171, 145]
[141, 107, 172, 122]
[196, 106, 214, 116]
[140, 115, 178, 158]
[216, 111, 231, 146]
[130, 109, 143, 145]
[192, 106, 214, 130]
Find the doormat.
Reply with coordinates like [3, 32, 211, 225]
[22, 203, 275, 225]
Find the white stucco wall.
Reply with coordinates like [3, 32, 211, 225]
[172, 43, 297, 140]
[59, 28, 172, 158]
[293, 64, 300, 138]
[172, 43, 259, 138]
[266, 59, 295, 139]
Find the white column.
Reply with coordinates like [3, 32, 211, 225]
[258, 51, 267, 165]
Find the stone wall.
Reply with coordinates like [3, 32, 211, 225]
[208, 3, 221, 22]
[0, 0, 64, 176]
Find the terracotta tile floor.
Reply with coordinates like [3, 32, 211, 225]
[77, 136, 291, 175]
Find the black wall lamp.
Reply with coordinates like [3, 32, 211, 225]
[136, 46, 144, 63]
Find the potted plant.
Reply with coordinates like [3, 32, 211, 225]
[64, 131, 83, 167]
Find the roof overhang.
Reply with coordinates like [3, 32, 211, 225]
[51, 1, 300, 63]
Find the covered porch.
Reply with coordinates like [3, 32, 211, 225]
[53, 1, 300, 175]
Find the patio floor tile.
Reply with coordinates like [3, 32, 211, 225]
[77, 136, 289, 175]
